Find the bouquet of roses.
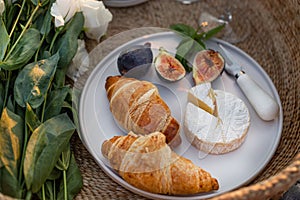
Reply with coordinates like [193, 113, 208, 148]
[0, 0, 112, 199]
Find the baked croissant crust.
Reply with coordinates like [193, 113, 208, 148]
[101, 132, 219, 195]
[105, 76, 181, 146]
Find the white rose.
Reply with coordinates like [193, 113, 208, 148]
[79, 0, 112, 42]
[50, 0, 79, 27]
[0, 0, 5, 16]
[67, 39, 89, 82]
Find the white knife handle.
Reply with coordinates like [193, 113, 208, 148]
[236, 73, 279, 121]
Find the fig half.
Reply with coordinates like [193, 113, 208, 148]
[117, 43, 153, 75]
[193, 49, 224, 84]
[154, 48, 186, 82]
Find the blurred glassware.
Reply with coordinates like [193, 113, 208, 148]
[176, 0, 200, 4]
[103, 0, 148, 7]
[199, 8, 251, 44]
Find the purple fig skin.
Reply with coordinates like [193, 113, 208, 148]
[117, 43, 153, 75]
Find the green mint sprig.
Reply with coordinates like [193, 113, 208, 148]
[170, 23, 225, 72]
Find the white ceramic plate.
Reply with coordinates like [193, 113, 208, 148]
[103, 0, 148, 7]
[79, 32, 283, 199]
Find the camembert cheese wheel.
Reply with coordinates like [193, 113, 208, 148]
[184, 89, 250, 154]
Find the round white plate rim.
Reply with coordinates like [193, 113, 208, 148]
[79, 31, 283, 199]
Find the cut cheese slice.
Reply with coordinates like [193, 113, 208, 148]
[184, 90, 250, 154]
[188, 83, 216, 115]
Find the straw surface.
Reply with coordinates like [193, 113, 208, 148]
[62, 0, 300, 199]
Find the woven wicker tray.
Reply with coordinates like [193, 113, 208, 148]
[74, 0, 299, 199]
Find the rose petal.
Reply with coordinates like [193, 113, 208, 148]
[0, 0, 5, 15]
[50, 0, 79, 27]
[79, 0, 112, 41]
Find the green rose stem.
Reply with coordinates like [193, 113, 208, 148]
[2, 3, 41, 111]
[40, 92, 48, 123]
[4, 4, 40, 61]
[18, 123, 28, 183]
[3, 3, 41, 200]
[2, 71, 11, 111]
[35, 34, 46, 61]
[9, 0, 26, 37]
[40, 88, 48, 200]
[2, 0, 26, 110]
[37, 14, 64, 200]
[25, 191, 32, 200]
[39, 99, 48, 200]
[20, 125, 30, 199]
[62, 155, 68, 200]
[42, 184, 46, 200]
[48, 25, 69, 200]
[53, 180, 56, 199]
[49, 27, 63, 53]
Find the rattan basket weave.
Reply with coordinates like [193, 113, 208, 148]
[73, 0, 300, 199]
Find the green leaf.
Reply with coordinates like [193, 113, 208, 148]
[47, 167, 62, 180]
[14, 53, 59, 108]
[57, 154, 83, 200]
[200, 23, 225, 41]
[62, 88, 81, 135]
[53, 69, 65, 89]
[54, 12, 84, 73]
[37, 180, 56, 200]
[24, 113, 76, 193]
[5, 3, 18, 33]
[0, 168, 22, 198]
[176, 37, 194, 58]
[25, 103, 41, 132]
[6, 96, 14, 113]
[0, 17, 10, 61]
[0, 108, 23, 198]
[40, 0, 50, 7]
[170, 23, 196, 36]
[0, 83, 4, 113]
[175, 54, 191, 73]
[40, 6, 52, 35]
[55, 144, 71, 171]
[34, 7, 52, 35]
[31, 0, 38, 5]
[174, 37, 195, 72]
[44, 86, 69, 121]
[31, 0, 50, 5]
[171, 23, 225, 73]
[42, 50, 51, 59]
[194, 36, 206, 49]
[0, 108, 24, 177]
[0, 28, 40, 70]
[44, 180, 55, 200]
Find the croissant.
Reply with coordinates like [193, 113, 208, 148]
[105, 76, 181, 147]
[101, 132, 219, 195]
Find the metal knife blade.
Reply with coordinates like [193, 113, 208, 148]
[218, 43, 244, 78]
[217, 43, 279, 121]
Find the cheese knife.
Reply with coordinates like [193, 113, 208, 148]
[218, 43, 279, 121]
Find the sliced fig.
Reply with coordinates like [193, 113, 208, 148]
[117, 42, 153, 75]
[193, 49, 224, 84]
[154, 47, 186, 82]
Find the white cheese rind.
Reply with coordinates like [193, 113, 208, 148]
[184, 90, 250, 154]
[188, 83, 216, 115]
